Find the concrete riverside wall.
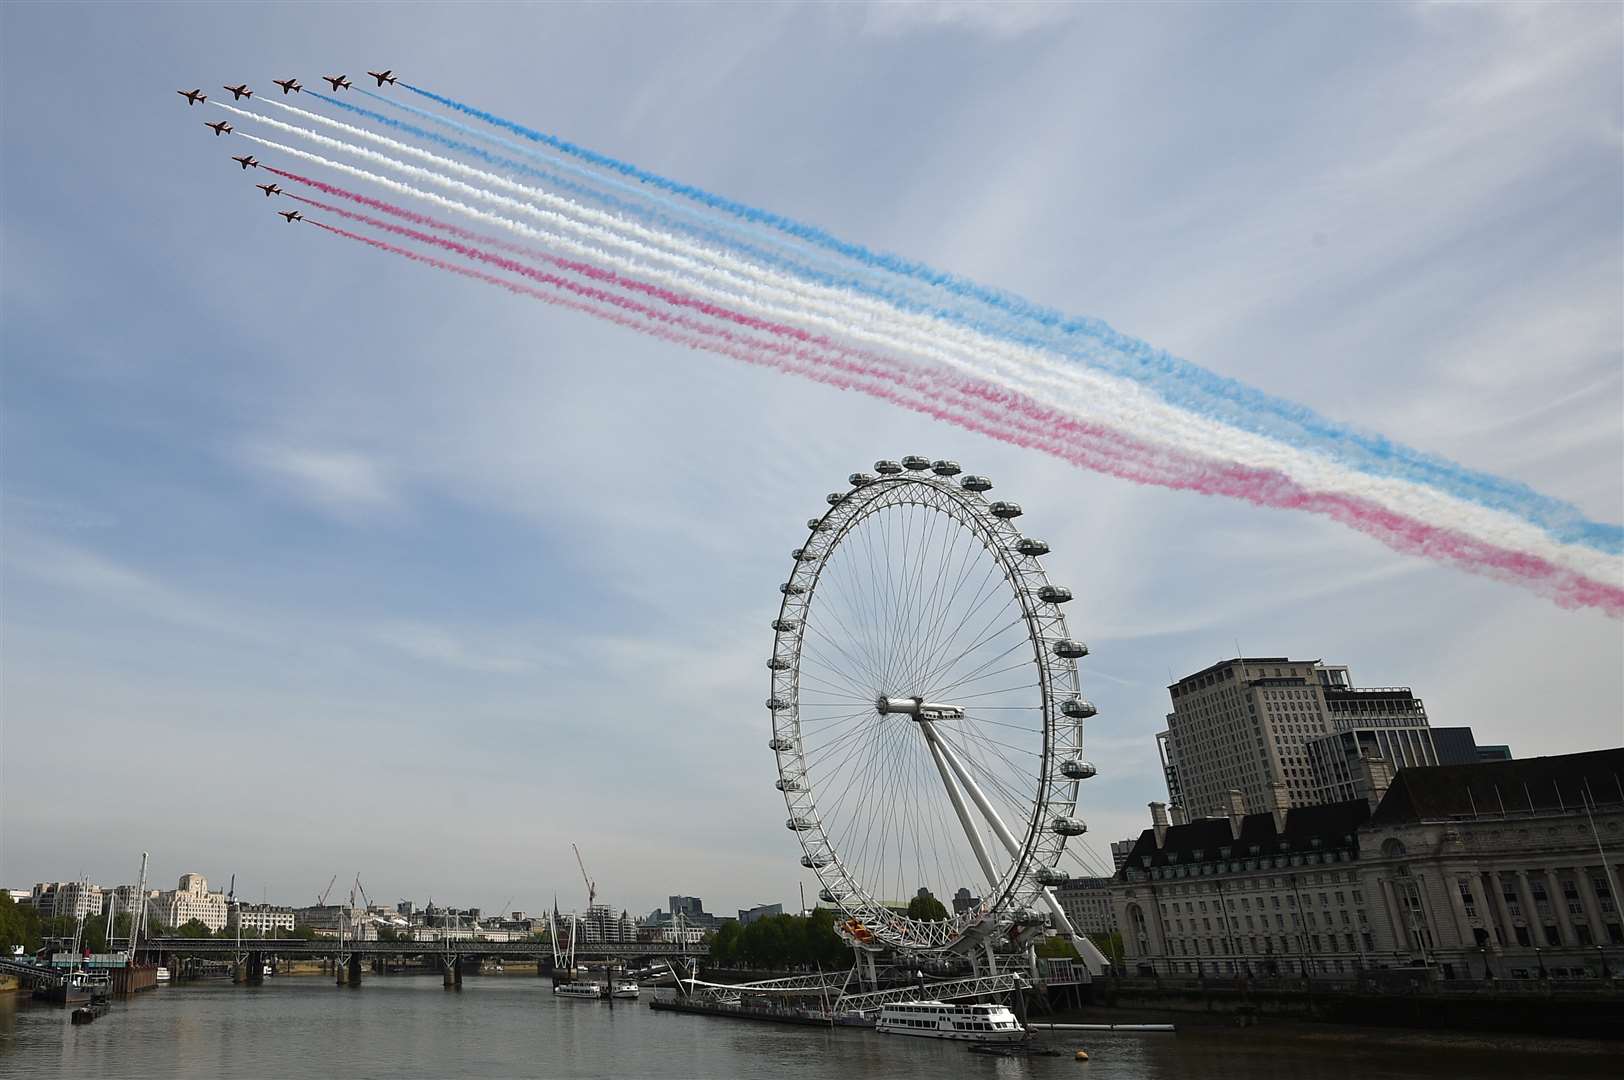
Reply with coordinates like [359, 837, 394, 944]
[1098, 981, 1624, 1039]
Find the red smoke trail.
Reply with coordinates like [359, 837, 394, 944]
[300, 214, 1623, 616]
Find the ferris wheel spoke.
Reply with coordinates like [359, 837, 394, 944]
[805, 599, 886, 693]
[913, 615, 1026, 697]
[929, 644, 1034, 700]
[904, 561, 1007, 692]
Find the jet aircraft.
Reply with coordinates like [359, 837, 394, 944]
[224, 83, 253, 101]
[256, 182, 284, 197]
[206, 120, 232, 136]
[279, 210, 304, 223]
[367, 70, 396, 86]
[177, 88, 206, 105]
[232, 154, 259, 170]
[273, 78, 302, 94]
[322, 74, 352, 91]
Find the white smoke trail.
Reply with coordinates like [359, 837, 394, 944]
[230, 121, 1621, 587]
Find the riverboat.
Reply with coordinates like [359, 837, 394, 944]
[553, 981, 604, 999]
[610, 980, 640, 999]
[875, 1001, 1025, 1042]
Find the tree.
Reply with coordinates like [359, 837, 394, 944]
[0, 892, 44, 953]
[1036, 936, 1080, 959]
[174, 919, 213, 939]
[907, 891, 948, 922]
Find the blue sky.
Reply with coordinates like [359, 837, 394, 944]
[2, 2, 1620, 917]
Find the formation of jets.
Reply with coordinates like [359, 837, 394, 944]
[181, 71, 397, 227]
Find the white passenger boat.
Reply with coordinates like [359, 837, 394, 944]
[875, 1001, 1026, 1042]
[553, 981, 604, 999]
[610, 980, 640, 999]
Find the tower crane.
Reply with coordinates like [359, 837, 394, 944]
[572, 843, 595, 909]
[354, 875, 372, 910]
[317, 874, 337, 906]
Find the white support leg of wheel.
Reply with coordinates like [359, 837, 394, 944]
[921, 721, 1080, 940]
[922, 730, 1001, 893]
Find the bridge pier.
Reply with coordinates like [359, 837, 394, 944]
[336, 956, 347, 986]
[347, 954, 363, 987]
[232, 960, 245, 985]
[441, 954, 462, 990]
[248, 952, 264, 986]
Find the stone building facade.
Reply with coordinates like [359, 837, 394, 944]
[1110, 748, 1624, 982]
[1359, 747, 1623, 980]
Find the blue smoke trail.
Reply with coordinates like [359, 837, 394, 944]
[393, 82, 1621, 554]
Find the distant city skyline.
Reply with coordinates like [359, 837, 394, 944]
[3, 3, 1620, 917]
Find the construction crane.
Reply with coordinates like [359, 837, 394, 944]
[317, 874, 337, 906]
[572, 843, 595, 909]
[354, 875, 372, 911]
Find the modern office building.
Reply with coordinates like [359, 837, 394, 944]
[1307, 724, 1493, 805]
[737, 903, 784, 926]
[230, 903, 296, 935]
[1159, 657, 1441, 819]
[1055, 877, 1118, 936]
[28, 881, 105, 921]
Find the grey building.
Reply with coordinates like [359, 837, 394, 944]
[1307, 724, 1493, 805]
[1055, 877, 1119, 936]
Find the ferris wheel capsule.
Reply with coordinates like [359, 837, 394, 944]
[900, 455, 931, 470]
[874, 460, 903, 474]
[769, 736, 794, 752]
[800, 853, 831, 869]
[1038, 585, 1072, 604]
[1016, 538, 1050, 556]
[931, 460, 961, 476]
[1053, 639, 1089, 658]
[960, 475, 992, 492]
[1061, 759, 1097, 780]
[1061, 697, 1096, 718]
[1050, 816, 1088, 836]
[848, 473, 876, 487]
[772, 618, 798, 632]
[1035, 867, 1070, 887]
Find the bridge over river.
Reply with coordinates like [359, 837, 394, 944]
[137, 937, 706, 988]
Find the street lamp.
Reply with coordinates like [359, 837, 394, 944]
[1479, 945, 1493, 981]
[1534, 946, 1546, 979]
[1597, 945, 1611, 979]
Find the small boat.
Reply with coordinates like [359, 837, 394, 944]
[155, 967, 171, 983]
[876, 1001, 1026, 1042]
[553, 982, 604, 999]
[610, 980, 640, 999]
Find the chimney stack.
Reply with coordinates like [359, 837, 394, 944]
[1169, 804, 1187, 826]
[1149, 801, 1169, 849]
[1267, 780, 1289, 834]
[1357, 754, 1395, 812]
[1225, 789, 1247, 840]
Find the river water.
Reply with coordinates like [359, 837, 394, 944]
[0, 976, 1613, 1079]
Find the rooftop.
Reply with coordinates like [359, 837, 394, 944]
[1370, 747, 1624, 826]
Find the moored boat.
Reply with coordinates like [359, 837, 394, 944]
[610, 980, 640, 999]
[875, 1001, 1025, 1042]
[553, 981, 604, 999]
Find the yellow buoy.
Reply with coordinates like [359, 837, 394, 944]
[1075, 1049, 1089, 1061]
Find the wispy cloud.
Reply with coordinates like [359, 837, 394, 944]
[856, 1, 1078, 39]
[367, 620, 545, 674]
[238, 442, 401, 521]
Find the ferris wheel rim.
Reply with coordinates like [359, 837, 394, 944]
[767, 462, 1091, 954]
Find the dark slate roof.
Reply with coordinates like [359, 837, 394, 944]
[1116, 799, 1370, 877]
[1369, 747, 1624, 826]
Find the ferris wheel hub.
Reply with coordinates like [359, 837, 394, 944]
[876, 695, 966, 721]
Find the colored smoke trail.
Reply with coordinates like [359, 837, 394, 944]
[396, 81, 1622, 555]
[237, 126, 1621, 589]
[291, 186, 1624, 616]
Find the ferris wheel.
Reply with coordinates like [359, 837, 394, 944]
[767, 457, 1097, 955]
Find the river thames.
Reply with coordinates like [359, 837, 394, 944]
[1, 977, 1615, 1079]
